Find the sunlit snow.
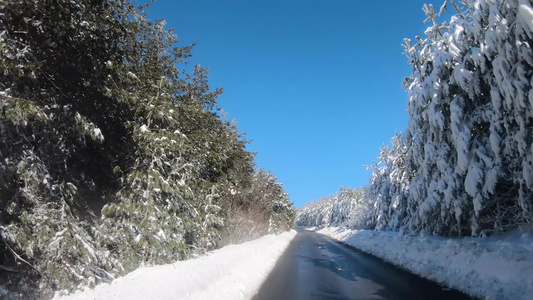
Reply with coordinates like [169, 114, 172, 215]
[54, 230, 296, 300]
[519, 0, 533, 32]
[311, 226, 533, 300]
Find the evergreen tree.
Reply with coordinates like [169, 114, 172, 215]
[369, 0, 533, 236]
[223, 168, 295, 244]
[365, 133, 409, 232]
[0, 0, 294, 297]
[295, 187, 368, 228]
[299, 0, 533, 238]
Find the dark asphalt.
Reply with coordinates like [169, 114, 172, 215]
[253, 229, 473, 300]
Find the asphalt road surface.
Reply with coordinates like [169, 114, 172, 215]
[253, 229, 473, 300]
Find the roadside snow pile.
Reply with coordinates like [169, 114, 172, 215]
[311, 227, 533, 300]
[54, 230, 296, 300]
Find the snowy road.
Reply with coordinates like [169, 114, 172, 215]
[253, 229, 472, 300]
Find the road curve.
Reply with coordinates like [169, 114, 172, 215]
[253, 229, 472, 300]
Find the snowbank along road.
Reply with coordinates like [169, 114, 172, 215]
[54, 230, 297, 300]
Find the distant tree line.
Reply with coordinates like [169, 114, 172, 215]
[297, 0, 533, 237]
[295, 187, 370, 228]
[0, 0, 294, 298]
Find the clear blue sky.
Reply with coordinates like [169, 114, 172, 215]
[147, 0, 444, 208]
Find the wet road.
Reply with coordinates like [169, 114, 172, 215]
[253, 229, 472, 300]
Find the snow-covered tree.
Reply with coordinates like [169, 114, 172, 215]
[365, 133, 410, 232]
[0, 0, 294, 298]
[295, 187, 369, 228]
[368, 0, 533, 237]
[223, 169, 295, 245]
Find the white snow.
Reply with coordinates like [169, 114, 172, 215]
[127, 71, 139, 81]
[519, 0, 533, 32]
[92, 128, 104, 142]
[54, 230, 296, 300]
[308, 226, 533, 300]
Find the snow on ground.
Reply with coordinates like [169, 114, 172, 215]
[54, 230, 296, 300]
[306, 226, 533, 300]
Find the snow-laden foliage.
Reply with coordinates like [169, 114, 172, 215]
[364, 133, 411, 233]
[367, 0, 533, 236]
[0, 0, 294, 298]
[295, 187, 370, 228]
[223, 169, 296, 245]
[299, 0, 533, 238]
